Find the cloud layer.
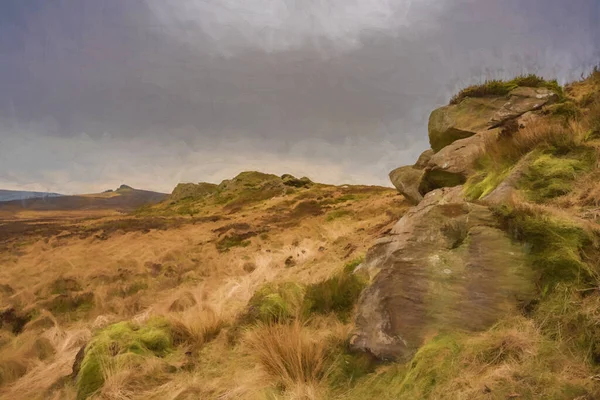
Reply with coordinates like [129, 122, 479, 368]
[0, 0, 598, 194]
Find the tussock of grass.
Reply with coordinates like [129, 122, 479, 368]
[168, 306, 225, 353]
[303, 273, 366, 322]
[450, 74, 563, 105]
[243, 282, 305, 324]
[245, 321, 329, 388]
[76, 317, 174, 399]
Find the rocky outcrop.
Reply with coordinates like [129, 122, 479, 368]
[351, 186, 535, 361]
[428, 87, 558, 152]
[390, 85, 558, 204]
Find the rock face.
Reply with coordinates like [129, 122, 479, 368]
[351, 186, 535, 361]
[428, 87, 558, 152]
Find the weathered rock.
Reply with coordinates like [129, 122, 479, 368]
[351, 186, 535, 361]
[419, 131, 497, 195]
[428, 97, 506, 152]
[389, 166, 425, 205]
[489, 87, 558, 128]
[428, 87, 558, 152]
[281, 174, 313, 188]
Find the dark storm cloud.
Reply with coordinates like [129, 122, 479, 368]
[0, 0, 598, 193]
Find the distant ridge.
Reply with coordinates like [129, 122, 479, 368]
[0, 189, 63, 202]
[0, 185, 167, 211]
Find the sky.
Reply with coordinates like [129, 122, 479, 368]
[0, 0, 598, 194]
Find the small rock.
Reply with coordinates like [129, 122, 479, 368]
[284, 256, 296, 268]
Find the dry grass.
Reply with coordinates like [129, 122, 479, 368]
[485, 119, 586, 167]
[167, 305, 226, 353]
[244, 321, 329, 389]
[0, 183, 403, 399]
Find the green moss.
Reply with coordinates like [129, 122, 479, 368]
[338, 335, 461, 399]
[519, 147, 596, 203]
[450, 74, 564, 105]
[243, 283, 305, 324]
[493, 206, 596, 288]
[76, 318, 173, 399]
[303, 273, 366, 322]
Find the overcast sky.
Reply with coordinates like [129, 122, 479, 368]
[0, 0, 598, 194]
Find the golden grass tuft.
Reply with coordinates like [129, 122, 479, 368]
[167, 305, 227, 353]
[245, 321, 329, 389]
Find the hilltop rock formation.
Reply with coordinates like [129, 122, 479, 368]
[169, 182, 218, 202]
[390, 85, 559, 206]
[354, 81, 564, 361]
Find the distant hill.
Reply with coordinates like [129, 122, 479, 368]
[0, 185, 168, 211]
[0, 189, 63, 202]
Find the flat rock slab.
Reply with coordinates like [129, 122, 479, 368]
[351, 187, 535, 361]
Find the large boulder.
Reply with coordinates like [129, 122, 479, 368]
[428, 97, 506, 152]
[351, 186, 535, 361]
[389, 166, 425, 205]
[428, 87, 558, 152]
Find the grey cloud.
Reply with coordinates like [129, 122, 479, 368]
[0, 0, 598, 193]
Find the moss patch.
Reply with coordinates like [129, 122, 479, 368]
[518, 146, 596, 202]
[493, 205, 597, 289]
[243, 283, 305, 324]
[76, 318, 173, 399]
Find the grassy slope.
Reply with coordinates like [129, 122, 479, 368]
[0, 179, 406, 399]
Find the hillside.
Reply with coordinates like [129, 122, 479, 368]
[0, 185, 168, 213]
[1, 70, 600, 400]
[0, 190, 63, 202]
